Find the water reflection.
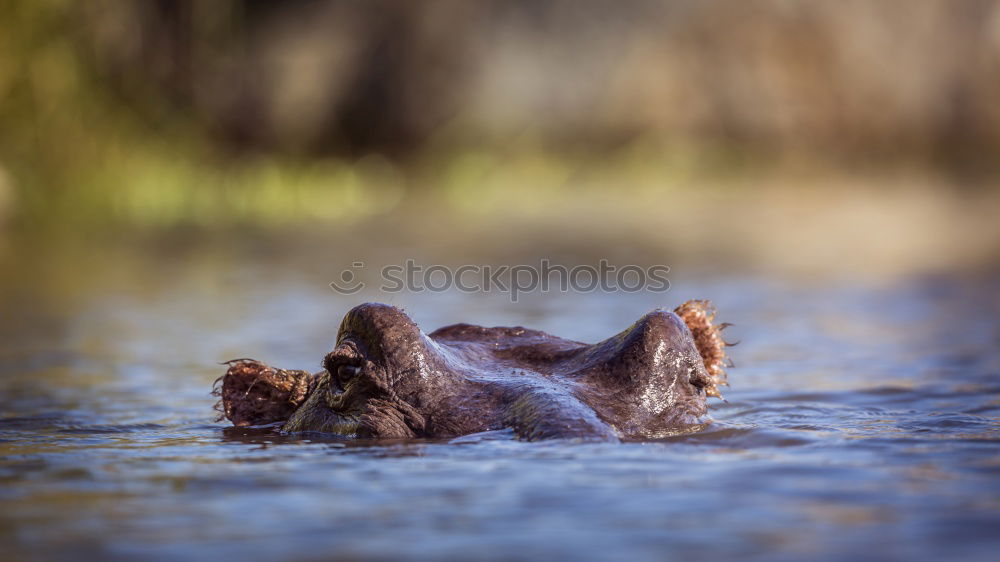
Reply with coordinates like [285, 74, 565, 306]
[0, 248, 998, 560]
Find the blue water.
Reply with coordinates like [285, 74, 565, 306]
[1, 252, 998, 561]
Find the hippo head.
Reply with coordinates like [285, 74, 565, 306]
[280, 304, 446, 437]
[567, 309, 719, 436]
[220, 301, 730, 441]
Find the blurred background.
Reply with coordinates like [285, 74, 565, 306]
[1, 0, 999, 281]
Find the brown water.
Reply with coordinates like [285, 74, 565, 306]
[1, 245, 998, 561]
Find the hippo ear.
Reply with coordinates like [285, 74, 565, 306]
[673, 300, 730, 397]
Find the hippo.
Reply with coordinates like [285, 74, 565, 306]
[215, 301, 731, 441]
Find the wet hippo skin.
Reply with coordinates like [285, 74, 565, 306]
[217, 301, 730, 441]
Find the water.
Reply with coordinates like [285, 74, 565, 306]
[1, 247, 998, 561]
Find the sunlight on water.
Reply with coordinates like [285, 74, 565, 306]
[0, 250, 998, 561]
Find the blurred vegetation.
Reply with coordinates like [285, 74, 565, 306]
[0, 0, 999, 237]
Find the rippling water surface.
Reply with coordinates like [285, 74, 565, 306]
[1, 250, 998, 561]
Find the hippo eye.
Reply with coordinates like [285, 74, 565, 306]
[689, 368, 710, 391]
[337, 364, 360, 382]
